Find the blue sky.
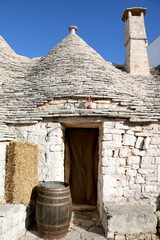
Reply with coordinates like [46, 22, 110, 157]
[0, 0, 159, 64]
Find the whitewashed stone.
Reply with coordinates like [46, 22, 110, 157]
[115, 122, 129, 130]
[103, 133, 112, 141]
[115, 234, 126, 240]
[143, 137, 151, 149]
[135, 136, 144, 149]
[156, 157, 160, 164]
[131, 149, 145, 156]
[107, 231, 115, 238]
[101, 147, 113, 157]
[131, 126, 143, 132]
[143, 185, 158, 193]
[128, 156, 140, 165]
[138, 168, 155, 175]
[158, 165, 160, 182]
[0, 204, 26, 240]
[123, 134, 136, 146]
[117, 158, 126, 167]
[126, 130, 134, 135]
[126, 169, 137, 176]
[116, 167, 125, 174]
[113, 149, 119, 157]
[49, 144, 62, 152]
[105, 205, 157, 235]
[0, 142, 7, 202]
[135, 174, 145, 184]
[101, 166, 116, 174]
[146, 148, 160, 157]
[151, 137, 160, 145]
[135, 132, 152, 137]
[107, 158, 117, 167]
[119, 146, 131, 158]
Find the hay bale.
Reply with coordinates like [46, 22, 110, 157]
[5, 141, 39, 205]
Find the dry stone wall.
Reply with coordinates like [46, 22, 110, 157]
[99, 120, 160, 206]
[8, 118, 160, 208]
[0, 204, 26, 240]
[5, 118, 160, 239]
[9, 122, 64, 183]
[0, 142, 7, 202]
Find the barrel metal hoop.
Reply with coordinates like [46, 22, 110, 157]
[39, 188, 70, 193]
[39, 228, 67, 234]
[37, 200, 71, 207]
[38, 193, 70, 200]
[38, 232, 67, 239]
[37, 220, 70, 228]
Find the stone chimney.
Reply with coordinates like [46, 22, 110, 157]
[122, 7, 150, 75]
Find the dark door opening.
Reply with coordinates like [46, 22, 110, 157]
[64, 128, 99, 206]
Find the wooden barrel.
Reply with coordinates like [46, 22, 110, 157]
[36, 181, 72, 239]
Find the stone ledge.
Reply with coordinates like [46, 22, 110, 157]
[0, 204, 26, 240]
[103, 204, 157, 236]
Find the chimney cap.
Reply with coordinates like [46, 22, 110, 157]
[122, 7, 147, 21]
[68, 25, 78, 34]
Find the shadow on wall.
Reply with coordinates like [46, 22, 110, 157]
[156, 194, 160, 211]
[156, 194, 160, 236]
[26, 186, 38, 231]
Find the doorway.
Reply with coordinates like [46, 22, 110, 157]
[64, 128, 99, 206]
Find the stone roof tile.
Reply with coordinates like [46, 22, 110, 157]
[0, 31, 159, 139]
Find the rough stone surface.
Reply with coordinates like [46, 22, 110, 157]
[0, 204, 26, 240]
[0, 25, 160, 137]
[105, 205, 157, 235]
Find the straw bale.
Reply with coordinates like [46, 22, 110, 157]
[5, 141, 39, 205]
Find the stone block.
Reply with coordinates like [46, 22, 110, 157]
[101, 148, 113, 157]
[123, 134, 136, 147]
[131, 149, 145, 156]
[119, 146, 131, 158]
[158, 165, 160, 182]
[115, 122, 129, 130]
[115, 166, 125, 174]
[128, 156, 140, 165]
[151, 137, 160, 145]
[115, 234, 126, 240]
[126, 130, 134, 135]
[143, 137, 151, 149]
[156, 157, 160, 164]
[135, 174, 145, 184]
[103, 133, 113, 141]
[49, 144, 62, 152]
[105, 204, 157, 235]
[138, 168, 155, 175]
[145, 148, 160, 157]
[106, 232, 114, 239]
[143, 185, 158, 193]
[126, 169, 137, 176]
[0, 204, 26, 240]
[101, 166, 116, 174]
[135, 136, 144, 149]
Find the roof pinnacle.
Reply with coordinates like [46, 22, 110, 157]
[68, 25, 78, 34]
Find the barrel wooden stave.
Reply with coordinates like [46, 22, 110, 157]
[36, 181, 72, 239]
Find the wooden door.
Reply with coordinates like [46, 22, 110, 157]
[64, 128, 99, 205]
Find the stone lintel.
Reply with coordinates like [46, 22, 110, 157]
[122, 7, 147, 22]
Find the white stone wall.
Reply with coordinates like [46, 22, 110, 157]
[10, 122, 64, 182]
[98, 120, 160, 208]
[10, 119, 160, 209]
[0, 142, 7, 202]
[0, 204, 26, 240]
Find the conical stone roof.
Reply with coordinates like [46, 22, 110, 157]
[0, 29, 159, 134]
